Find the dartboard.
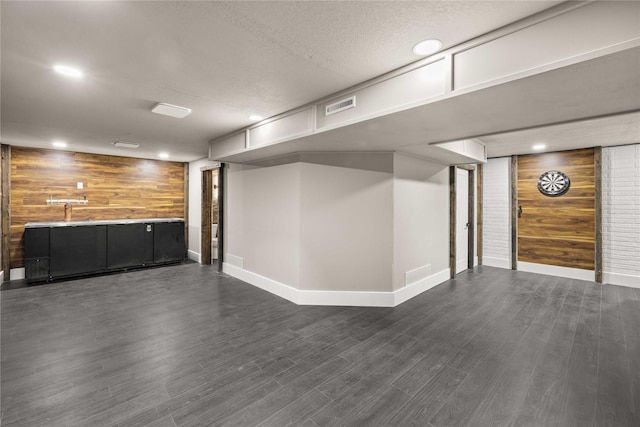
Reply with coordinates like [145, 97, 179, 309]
[537, 170, 570, 197]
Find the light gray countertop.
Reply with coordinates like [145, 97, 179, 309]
[25, 218, 184, 228]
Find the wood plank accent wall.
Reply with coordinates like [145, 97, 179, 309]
[9, 147, 185, 269]
[517, 148, 595, 270]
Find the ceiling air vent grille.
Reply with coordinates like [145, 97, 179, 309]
[325, 96, 356, 116]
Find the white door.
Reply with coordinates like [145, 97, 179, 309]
[456, 168, 469, 274]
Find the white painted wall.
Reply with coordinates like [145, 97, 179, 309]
[393, 153, 449, 291]
[602, 144, 640, 288]
[223, 153, 456, 305]
[241, 163, 301, 287]
[225, 163, 245, 262]
[299, 161, 393, 292]
[187, 157, 219, 262]
[482, 157, 511, 269]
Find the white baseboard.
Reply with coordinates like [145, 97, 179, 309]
[483, 256, 511, 269]
[9, 268, 26, 280]
[394, 269, 451, 306]
[517, 262, 594, 282]
[223, 263, 301, 304]
[603, 272, 640, 289]
[222, 263, 450, 307]
[187, 250, 200, 263]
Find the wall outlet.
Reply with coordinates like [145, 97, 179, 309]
[77, 182, 83, 189]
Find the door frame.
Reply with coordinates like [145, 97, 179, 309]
[449, 165, 476, 278]
[200, 163, 224, 272]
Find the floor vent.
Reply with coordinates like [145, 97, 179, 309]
[405, 264, 432, 286]
[325, 96, 356, 116]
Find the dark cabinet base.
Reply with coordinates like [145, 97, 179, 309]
[24, 220, 185, 283]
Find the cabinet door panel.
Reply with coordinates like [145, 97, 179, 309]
[107, 223, 145, 269]
[50, 226, 107, 278]
[154, 222, 185, 264]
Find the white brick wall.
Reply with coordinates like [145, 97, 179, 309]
[482, 157, 511, 268]
[602, 144, 640, 287]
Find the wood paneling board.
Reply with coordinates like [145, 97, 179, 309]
[449, 166, 456, 278]
[594, 147, 602, 283]
[2, 145, 11, 279]
[511, 156, 517, 270]
[218, 164, 225, 272]
[517, 148, 595, 270]
[200, 170, 212, 265]
[9, 147, 185, 269]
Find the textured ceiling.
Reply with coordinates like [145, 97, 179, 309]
[1, 0, 565, 162]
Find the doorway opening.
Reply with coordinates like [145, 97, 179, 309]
[201, 164, 224, 272]
[450, 166, 475, 278]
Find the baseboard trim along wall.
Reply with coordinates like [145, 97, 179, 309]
[517, 261, 595, 282]
[603, 272, 640, 289]
[222, 263, 451, 307]
[187, 250, 200, 263]
[482, 256, 511, 269]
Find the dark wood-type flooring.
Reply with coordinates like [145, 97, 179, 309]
[1, 264, 639, 426]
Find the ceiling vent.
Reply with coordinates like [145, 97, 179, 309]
[113, 141, 140, 149]
[151, 102, 192, 119]
[325, 96, 356, 116]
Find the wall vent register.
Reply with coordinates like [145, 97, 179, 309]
[325, 96, 356, 116]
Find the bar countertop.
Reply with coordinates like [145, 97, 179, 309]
[25, 218, 184, 228]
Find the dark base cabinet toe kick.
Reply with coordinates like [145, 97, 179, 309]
[24, 218, 186, 283]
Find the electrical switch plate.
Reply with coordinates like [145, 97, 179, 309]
[77, 182, 83, 189]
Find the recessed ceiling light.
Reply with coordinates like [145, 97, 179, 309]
[158, 152, 170, 159]
[52, 140, 67, 148]
[412, 39, 443, 56]
[53, 64, 84, 79]
[533, 144, 547, 151]
[151, 103, 191, 119]
[249, 115, 264, 121]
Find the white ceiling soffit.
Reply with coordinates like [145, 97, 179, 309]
[480, 111, 640, 158]
[1, 0, 562, 161]
[217, 44, 640, 165]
